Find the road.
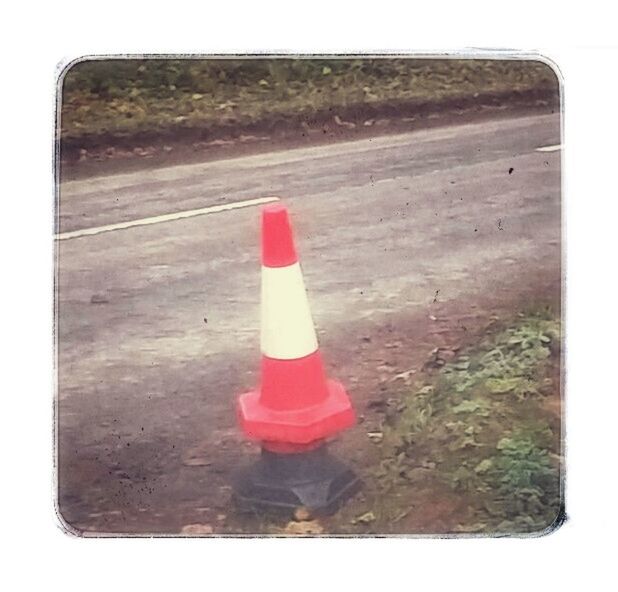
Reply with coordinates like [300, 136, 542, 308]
[56, 113, 561, 534]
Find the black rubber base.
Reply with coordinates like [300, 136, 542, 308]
[233, 446, 360, 516]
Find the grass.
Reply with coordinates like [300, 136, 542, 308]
[333, 308, 562, 535]
[60, 58, 559, 145]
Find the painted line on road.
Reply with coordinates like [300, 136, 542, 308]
[535, 144, 562, 152]
[55, 196, 280, 241]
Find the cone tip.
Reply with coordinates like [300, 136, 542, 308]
[262, 203, 298, 267]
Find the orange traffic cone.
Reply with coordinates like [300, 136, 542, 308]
[233, 203, 359, 514]
[237, 203, 355, 447]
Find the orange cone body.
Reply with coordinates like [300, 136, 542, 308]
[237, 204, 355, 445]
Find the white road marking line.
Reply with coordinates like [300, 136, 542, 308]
[55, 196, 280, 241]
[535, 144, 562, 152]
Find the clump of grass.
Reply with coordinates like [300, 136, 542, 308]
[483, 432, 561, 533]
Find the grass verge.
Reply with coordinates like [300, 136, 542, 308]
[60, 58, 559, 149]
[332, 308, 563, 536]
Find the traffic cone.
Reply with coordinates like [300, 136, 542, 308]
[233, 203, 360, 515]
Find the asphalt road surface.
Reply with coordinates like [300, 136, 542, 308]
[56, 113, 561, 534]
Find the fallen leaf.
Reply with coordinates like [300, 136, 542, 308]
[454, 522, 487, 533]
[283, 520, 324, 535]
[474, 459, 493, 474]
[353, 511, 376, 524]
[393, 368, 417, 382]
[181, 523, 214, 535]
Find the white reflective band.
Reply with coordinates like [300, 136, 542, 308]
[261, 262, 319, 359]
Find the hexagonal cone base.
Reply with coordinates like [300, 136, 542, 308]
[232, 446, 361, 516]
